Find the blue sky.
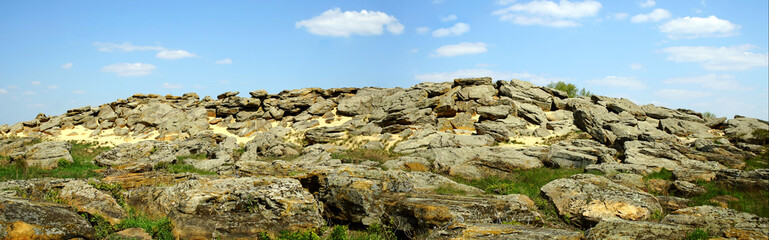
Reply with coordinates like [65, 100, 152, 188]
[0, 0, 767, 125]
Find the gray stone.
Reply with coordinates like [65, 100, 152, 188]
[662, 206, 769, 238]
[586, 218, 689, 240]
[0, 196, 95, 240]
[545, 139, 617, 168]
[540, 174, 663, 228]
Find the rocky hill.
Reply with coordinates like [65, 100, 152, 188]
[1, 77, 767, 240]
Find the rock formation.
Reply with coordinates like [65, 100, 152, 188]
[1, 77, 767, 239]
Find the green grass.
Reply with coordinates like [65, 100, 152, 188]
[683, 228, 711, 240]
[331, 149, 402, 165]
[643, 168, 674, 181]
[744, 147, 768, 171]
[90, 181, 126, 208]
[154, 161, 217, 175]
[455, 168, 584, 198]
[453, 167, 585, 228]
[0, 142, 109, 181]
[688, 180, 769, 218]
[433, 184, 468, 195]
[117, 208, 174, 240]
[175, 153, 208, 161]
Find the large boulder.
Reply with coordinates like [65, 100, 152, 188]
[58, 180, 127, 225]
[724, 117, 769, 144]
[545, 139, 618, 168]
[586, 218, 689, 240]
[392, 131, 495, 154]
[662, 206, 769, 239]
[297, 165, 483, 226]
[126, 177, 324, 239]
[383, 193, 543, 233]
[540, 174, 663, 228]
[0, 196, 95, 240]
[419, 147, 544, 179]
[430, 223, 583, 240]
[94, 140, 175, 172]
[19, 141, 73, 169]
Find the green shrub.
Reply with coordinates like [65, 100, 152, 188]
[90, 181, 126, 207]
[546, 81, 592, 98]
[433, 184, 468, 195]
[329, 225, 349, 240]
[176, 153, 208, 161]
[701, 112, 717, 119]
[277, 230, 321, 240]
[81, 213, 118, 239]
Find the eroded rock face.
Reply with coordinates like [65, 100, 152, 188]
[586, 218, 689, 240]
[661, 206, 769, 239]
[126, 177, 324, 239]
[384, 193, 543, 233]
[540, 174, 663, 228]
[58, 180, 127, 225]
[429, 223, 583, 240]
[0, 196, 95, 240]
[545, 139, 618, 168]
[419, 147, 544, 179]
[20, 141, 73, 169]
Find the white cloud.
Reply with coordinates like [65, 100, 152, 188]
[431, 42, 488, 57]
[93, 41, 165, 52]
[193, 84, 206, 89]
[659, 16, 739, 39]
[295, 8, 404, 37]
[30, 81, 41, 86]
[215, 58, 232, 64]
[6, 85, 17, 89]
[441, 14, 458, 22]
[47, 85, 58, 90]
[629, 63, 645, 70]
[639, 0, 655, 8]
[492, 0, 602, 27]
[0, 89, 7, 94]
[72, 90, 86, 94]
[654, 89, 713, 99]
[630, 8, 671, 23]
[101, 63, 156, 76]
[410, 48, 419, 53]
[587, 76, 646, 89]
[162, 82, 182, 89]
[61, 63, 73, 69]
[496, 0, 517, 5]
[156, 50, 196, 60]
[416, 27, 431, 34]
[662, 45, 768, 71]
[415, 69, 569, 85]
[23, 91, 36, 95]
[610, 12, 629, 20]
[664, 74, 749, 90]
[432, 22, 470, 37]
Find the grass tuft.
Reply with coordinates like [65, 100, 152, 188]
[688, 180, 769, 218]
[643, 168, 674, 181]
[154, 161, 217, 175]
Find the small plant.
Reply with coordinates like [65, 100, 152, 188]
[81, 213, 118, 239]
[744, 149, 769, 171]
[277, 229, 321, 240]
[43, 189, 65, 204]
[684, 228, 711, 240]
[688, 180, 768, 218]
[701, 112, 717, 119]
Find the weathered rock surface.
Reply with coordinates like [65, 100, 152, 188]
[59, 180, 127, 225]
[540, 174, 663, 228]
[419, 147, 544, 179]
[0, 196, 95, 240]
[127, 176, 324, 239]
[545, 139, 617, 168]
[662, 206, 769, 238]
[19, 141, 73, 169]
[429, 223, 583, 240]
[586, 218, 689, 240]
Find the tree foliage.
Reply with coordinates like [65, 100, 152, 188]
[546, 81, 592, 98]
